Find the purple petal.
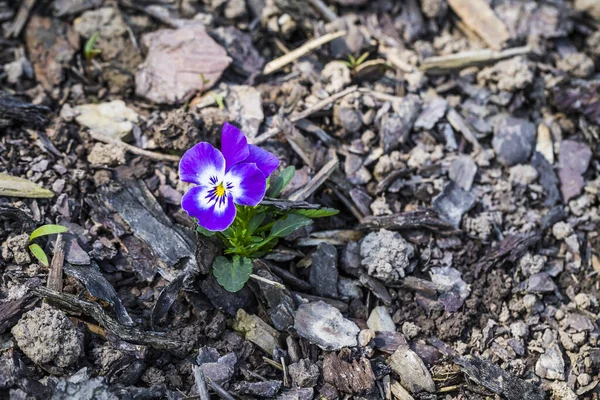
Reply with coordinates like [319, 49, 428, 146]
[179, 142, 225, 185]
[225, 163, 267, 206]
[221, 123, 249, 171]
[246, 145, 280, 177]
[181, 186, 236, 231]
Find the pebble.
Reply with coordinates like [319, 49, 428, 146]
[449, 155, 477, 191]
[389, 345, 436, 394]
[535, 345, 565, 380]
[74, 100, 138, 141]
[360, 229, 414, 283]
[366, 306, 396, 332]
[492, 115, 536, 166]
[288, 359, 319, 388]
[552, 222, 573, 241]
[294, 301, 359, 350]
[310, 243, 339, 297]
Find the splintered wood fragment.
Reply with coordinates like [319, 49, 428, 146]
[0, 173, 54, 198]
[6, 0, 36, 38]
[263, 30, 346, 75]
[192, 366, 211, 400]
[296, 230, 364, 247]
[48, 234, 65, 292]
[446, 108, 482, 151]
[288, 157, 338, 201]
[89, 131, 180, 162]
[307, 0, 337, 22]
[447, 0, 510, 50]
[358, 210, 454, 232]
[420, 46, 531, 74]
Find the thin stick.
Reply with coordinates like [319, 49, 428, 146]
[420, 46, 531, 75]
[307, 0, 337, 22]
[249, 86, 358, 146]
[281, 356, 289, 387]
[48, 234, 65, 292]
[249, 274, 286, 290]
[192, 367, 211, 400]
[263, 31, 347, 75]
[288, 157, 338, 201]
[262, 357, 284, 371]
[88, 131, 180, 162]
[6, 0, 36, 38]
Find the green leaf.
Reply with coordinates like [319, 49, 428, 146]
[356, 51, 370, 65]
[29, 224, 68, 241]
[213, 256, 253, 292]
[248, 213, 265, 235]
[196, 225, 216, 237]
[84, 32, 101, 60]
[270, 214, 312, 238]
[267, 166, 295, 198]
[29, 244, 49, 267]
[292, 208, 339, 218]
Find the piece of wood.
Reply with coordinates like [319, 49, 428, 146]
[89, 130, 180, 162]
[263, 30, 346, 75]
[420, 46, 530, 74]
[47, 234, 65, 292]
[0, 173, 54, 198]
[288, 157, 338, 201]
[5, 0, 36, 38]
[192, 366, 211, 400]
[447, 0, 510, 50]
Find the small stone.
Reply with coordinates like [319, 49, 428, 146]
[574, 293, 591, 310]
[552, 222, 573, 240]
[198, 351, 237, 384]
[288, 359, 319, 388]
[389, 345, 436, 394]
[477, 56, 533, 92]
[337, 107, 362, 134]
[535, 345, 565, 380]
[310, 243, 339, 297]
[341, 241, 362, 276]
[321, 61, 351, 94]
[566, 313, 594, 332]
[1, 233, 31, 265]
[73, 7, 127, 38]
[509, 164, 538, 185]
[360, 229, 414, 283]
[414, 98, 447, 130]
[492, 115, 536, 166]
[337, 277, 362, 299]
[550, 381, 577, 400]
[379, 95, 422, 153]
[87, 143, 126, 166]
[556, 52, 595, 78]
[449, 155, 477, 191]
[558, 140, 592, 201]
[536, 123, 554, 164]
[233, 309, 280, 356]
[358, 329, 375, 347]
[12, 303, 83, 367]
[510, 321, 528, 338]
[366, 306, 395, 332]
[294, 301, 359, 350]
[74, 100, 139, 141]
[577, 373, 591, 387]
[432, 182, 477, 228]
[226, 85, 264, 138]
[402, 322, 421, 340]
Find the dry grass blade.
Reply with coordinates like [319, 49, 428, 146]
[88, 130, 180, 162]
[420, 46, 531, 75]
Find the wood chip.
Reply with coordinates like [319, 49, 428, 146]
[0, 173, 54, 198]
[448, 0, 510, 50]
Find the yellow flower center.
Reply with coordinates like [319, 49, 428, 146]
[215, 183, 226, 197]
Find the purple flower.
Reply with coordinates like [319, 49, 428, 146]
[180, 123, 279, 231]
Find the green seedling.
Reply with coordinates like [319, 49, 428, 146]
[342, 52, 370, 71]
[28, 224, 68, 267]
[211, 92, 225, 109]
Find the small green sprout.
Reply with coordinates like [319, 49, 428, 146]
[211, 92, 225, 109]
[28, 224, 68, 266]
[342, 52, 370, 71]
[84, 32, 102, 64]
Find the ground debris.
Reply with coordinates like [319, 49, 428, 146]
[360, 229, 414, 283]
[323, 352, 376, 395]
[455, 356, 545, 400]
[294, 301, 359, 350]
[135, 24, 231, 104]
[389, 345, 436, 394]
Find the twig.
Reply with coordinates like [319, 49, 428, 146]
[47, 234, 65, 292]
[420, 46, 531, 75]
[281, 356, 289, 387]
[192, 366, 211, 400]
[207, 377, 237, 400]
[288, 157, 338, 201]
[88, 131, 180, 162]
[262, 357, 284, 371]
[446, 108, 482, 152]
[249, 86, 358, 145]
[6, 0, 36, 38]
[263, 30, 347, 75]
[249, 274, 286, 290]
[307, 0, 337, 22]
